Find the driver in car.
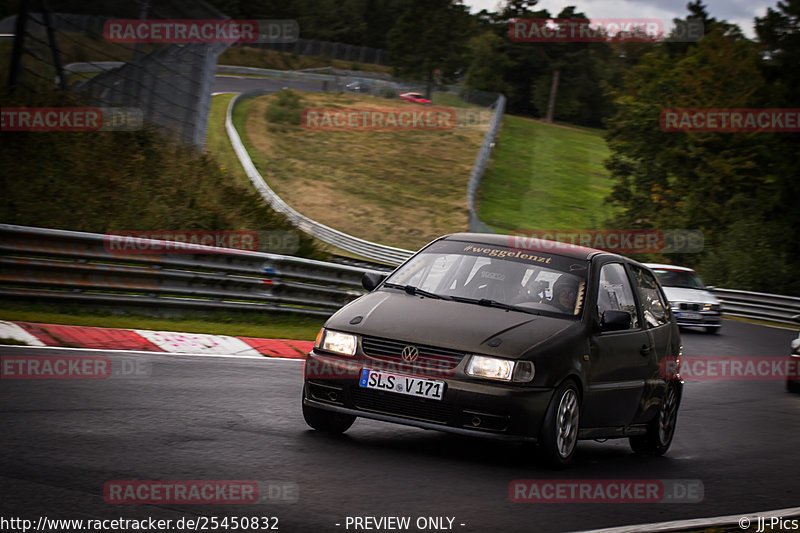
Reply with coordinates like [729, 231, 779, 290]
[552, 275, 579, 314]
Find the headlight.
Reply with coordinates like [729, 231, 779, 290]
[315, 329, 357, 357]
[466, 356, 534, 383]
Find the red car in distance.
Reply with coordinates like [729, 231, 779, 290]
[399, 92, 432, 105]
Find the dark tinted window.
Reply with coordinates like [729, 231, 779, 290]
[653, 269, 705, 290]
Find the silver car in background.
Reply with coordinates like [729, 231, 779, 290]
[788, 314, 800, 393]
[645, 263, 722, 334]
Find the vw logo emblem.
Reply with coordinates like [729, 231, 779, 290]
[401, 345, 419, 362]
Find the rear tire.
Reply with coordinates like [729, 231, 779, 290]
[302, 399, 355, 434]
[630, 381, 679, 455]
[538, 380, 580, 468]
[787, 380, 800, 394]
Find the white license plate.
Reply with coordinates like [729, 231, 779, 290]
[679, 312, 701, 320]
[359, 370, 445, 401]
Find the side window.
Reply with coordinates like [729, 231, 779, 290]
[630, 265, 669, 328]
[597, 263, 639, 329]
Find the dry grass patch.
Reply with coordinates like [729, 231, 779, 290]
[240, 92, 488, 250]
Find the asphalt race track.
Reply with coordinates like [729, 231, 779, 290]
[1, 319, 797, 532]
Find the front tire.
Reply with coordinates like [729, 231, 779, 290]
[302, 399, 355, 434]
[538, 380, 580, 468]
[705, 326, 721, 335]
[630, 381, 680, 455]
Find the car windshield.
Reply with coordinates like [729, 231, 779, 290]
[383, 239, 589, 317]
[653, 269, 706, 290]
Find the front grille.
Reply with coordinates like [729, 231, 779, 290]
[350, 387, 453, 424]
[678, 303, 702, 311]
[361, 336, 466, 375]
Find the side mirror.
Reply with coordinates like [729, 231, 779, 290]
[362, 272, 387, 292]
[705, 285, 716, 291]
[601, 310, 632, 332]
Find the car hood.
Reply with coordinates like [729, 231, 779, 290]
[325, 290, 578, 359]
[662, 287, 719, 305]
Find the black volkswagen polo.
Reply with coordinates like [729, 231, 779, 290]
[302, 233, 683, 467]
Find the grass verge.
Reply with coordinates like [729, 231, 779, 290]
[478, 115, 617, 232]
[0, 303, 324, 340]
[236, 91, 488, 250]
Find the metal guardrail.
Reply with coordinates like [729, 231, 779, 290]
[467, 94, 505, 233]
[0, 224, 383, 318]
[711, 288, 800, 325]
[1, 224, 798, 324]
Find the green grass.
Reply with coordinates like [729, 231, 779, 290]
[0, 303, 324, 340]
[0, 338, 28, 346]
[207, 93, 254, 191]
[430, 92, 482, 108]
[477, 115, 618, 232]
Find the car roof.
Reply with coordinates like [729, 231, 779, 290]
[440, 232, 623, 261]
[644, 263, 696, 272]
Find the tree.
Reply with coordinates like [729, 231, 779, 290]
[464, 31, 510, 94]
[603, 14, 799, 293]
[386, 0, 474, 86]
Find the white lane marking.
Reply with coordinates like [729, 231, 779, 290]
[0, 344, 304, 362]
[133, 330, 264, 356]
[0, 320, 46, 346]
[571, 505, 800, 533]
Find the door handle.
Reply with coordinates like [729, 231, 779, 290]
[640, 345, 651, 356]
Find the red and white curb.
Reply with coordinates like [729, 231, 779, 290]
[0, 320, 46, 346]
[0, 320, 311, 359]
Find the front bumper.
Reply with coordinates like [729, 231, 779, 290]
[303, 351, 555, 441]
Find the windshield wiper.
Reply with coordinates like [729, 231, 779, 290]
[450, 296, 539, 315]
[383, 283, 449, 300]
